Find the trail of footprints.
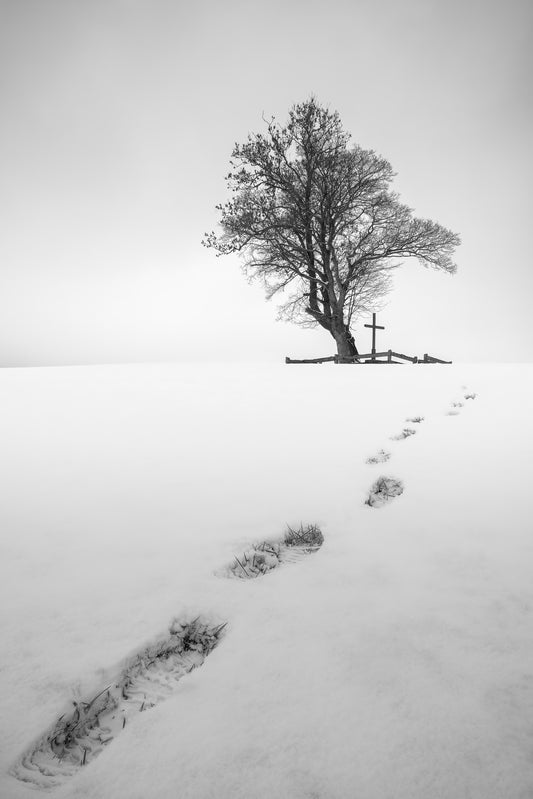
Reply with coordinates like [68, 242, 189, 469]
[12, 388, 477, 788]
[446, 391, 476, 416]
[365, 415, 422, 507]
[365, 389, 477, 508]
[12, 524, 323, 788]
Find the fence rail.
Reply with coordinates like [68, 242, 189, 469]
[286, 350, 451, 365]
[420, 353, 453, 364]
[284, 355, 337, 364]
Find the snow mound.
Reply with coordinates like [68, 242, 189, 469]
[220, 524, 324, 579]
[366, 476, 404, 507]
[11, 616, 226, 789]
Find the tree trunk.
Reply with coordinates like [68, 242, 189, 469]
[332, 326, 359, 359]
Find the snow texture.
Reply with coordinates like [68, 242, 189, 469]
[1, 363, 533, 799]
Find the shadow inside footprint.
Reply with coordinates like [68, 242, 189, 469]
[405, 416, 424, 423]
[464, 393, 477, 400]
[366, 477, 404, 508]
[221, 524, 323, 579]
[12, 617, 226, 788]
[390, 428, 416, 441]
[366, 449, 391, 465]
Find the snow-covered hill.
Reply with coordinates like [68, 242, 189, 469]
[1, 363, 532, 799]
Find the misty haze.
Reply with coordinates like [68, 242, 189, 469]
[1, 1, 532, 798]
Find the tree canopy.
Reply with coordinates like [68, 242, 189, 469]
[203, 98, 460, 357]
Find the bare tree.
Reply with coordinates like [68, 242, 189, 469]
[203, 98, 460, 358]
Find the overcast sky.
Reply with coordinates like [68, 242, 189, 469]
[1, 0, 531, 366]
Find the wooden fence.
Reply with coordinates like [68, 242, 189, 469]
[285, 351, 451, 365]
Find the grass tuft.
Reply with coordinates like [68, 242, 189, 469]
[284, 523, 324, 549]
[223, 524, 323, 580]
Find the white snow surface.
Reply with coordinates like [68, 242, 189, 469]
[1, 362, 532, 799]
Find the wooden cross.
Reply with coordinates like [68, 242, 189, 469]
[364, 313, 385, 360]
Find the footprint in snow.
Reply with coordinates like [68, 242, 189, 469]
[390, 428, 416, 441]
[464, 392, 477, 400]
[366, 476, 404, 508]
[11, 616, 226, 788]
[446, 401, 462, 415]
[366, 449, 391, 465]
[405, 416, 424, 424]
[220, 524, 324, 579]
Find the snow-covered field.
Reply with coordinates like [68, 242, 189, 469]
[1, 362, 532, 799]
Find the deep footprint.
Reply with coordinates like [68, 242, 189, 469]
[405, 416, 424, 424]
[390, 428, 416, 441]
[11, 616, 226, 788]
[221, 524, 324, 579]
[464, 393, 477, 400]
[366, 477, 404, 508]
[366, 449, 391, 465]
